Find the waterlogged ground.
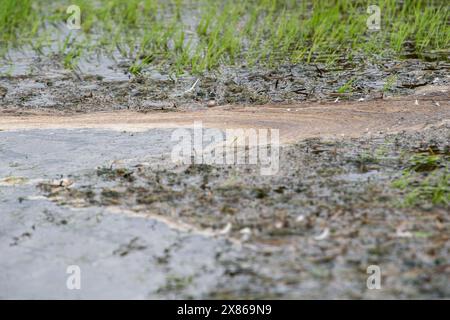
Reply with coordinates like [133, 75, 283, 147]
[0, 122, 448, 298]
[1, 45, 449, 302]
[0, 0, 449, 300]
[1, 54, 449, 112]
[1, 0, 449, 112]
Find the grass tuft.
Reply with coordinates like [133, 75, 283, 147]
[1, 0, 449, 73]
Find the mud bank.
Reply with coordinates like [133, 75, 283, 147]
[1, 97, 449, 143]
[1, 56, 449, 113]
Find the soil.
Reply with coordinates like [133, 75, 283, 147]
[1, 94, 449, 142]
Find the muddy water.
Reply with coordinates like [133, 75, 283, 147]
[1, 45, 449, 298]
[0, 128, 236, 299]
[0, 121, 449, 298]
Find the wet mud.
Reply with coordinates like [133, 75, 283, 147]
[0, 45, 449, 299]
[1, 54, 449, 113]
[1, 122, 448, 298]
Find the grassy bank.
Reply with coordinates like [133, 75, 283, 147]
[1, 0, 449, 74]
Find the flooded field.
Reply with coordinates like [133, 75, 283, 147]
[1, 0, 449, 111]
[0, 122, 448, 298]
[0, 0, 449, 299]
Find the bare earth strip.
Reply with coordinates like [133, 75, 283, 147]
[1, 98, 449, 143]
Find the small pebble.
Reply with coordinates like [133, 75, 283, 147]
[274, 221, 283, 229]
[0, 86, 7, 98]
[314, 228, 329, 241]
[218, 223, 232, 235]
[240, 227, 252, 241]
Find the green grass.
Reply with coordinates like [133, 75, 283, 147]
[337, 78, 355, 94]
[393, 170, 449, 206]
[383, 74, 398, 93]
[1, 0, 449, 74]
[392, 153, 449, 207]
[0, 0, 37, 42]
